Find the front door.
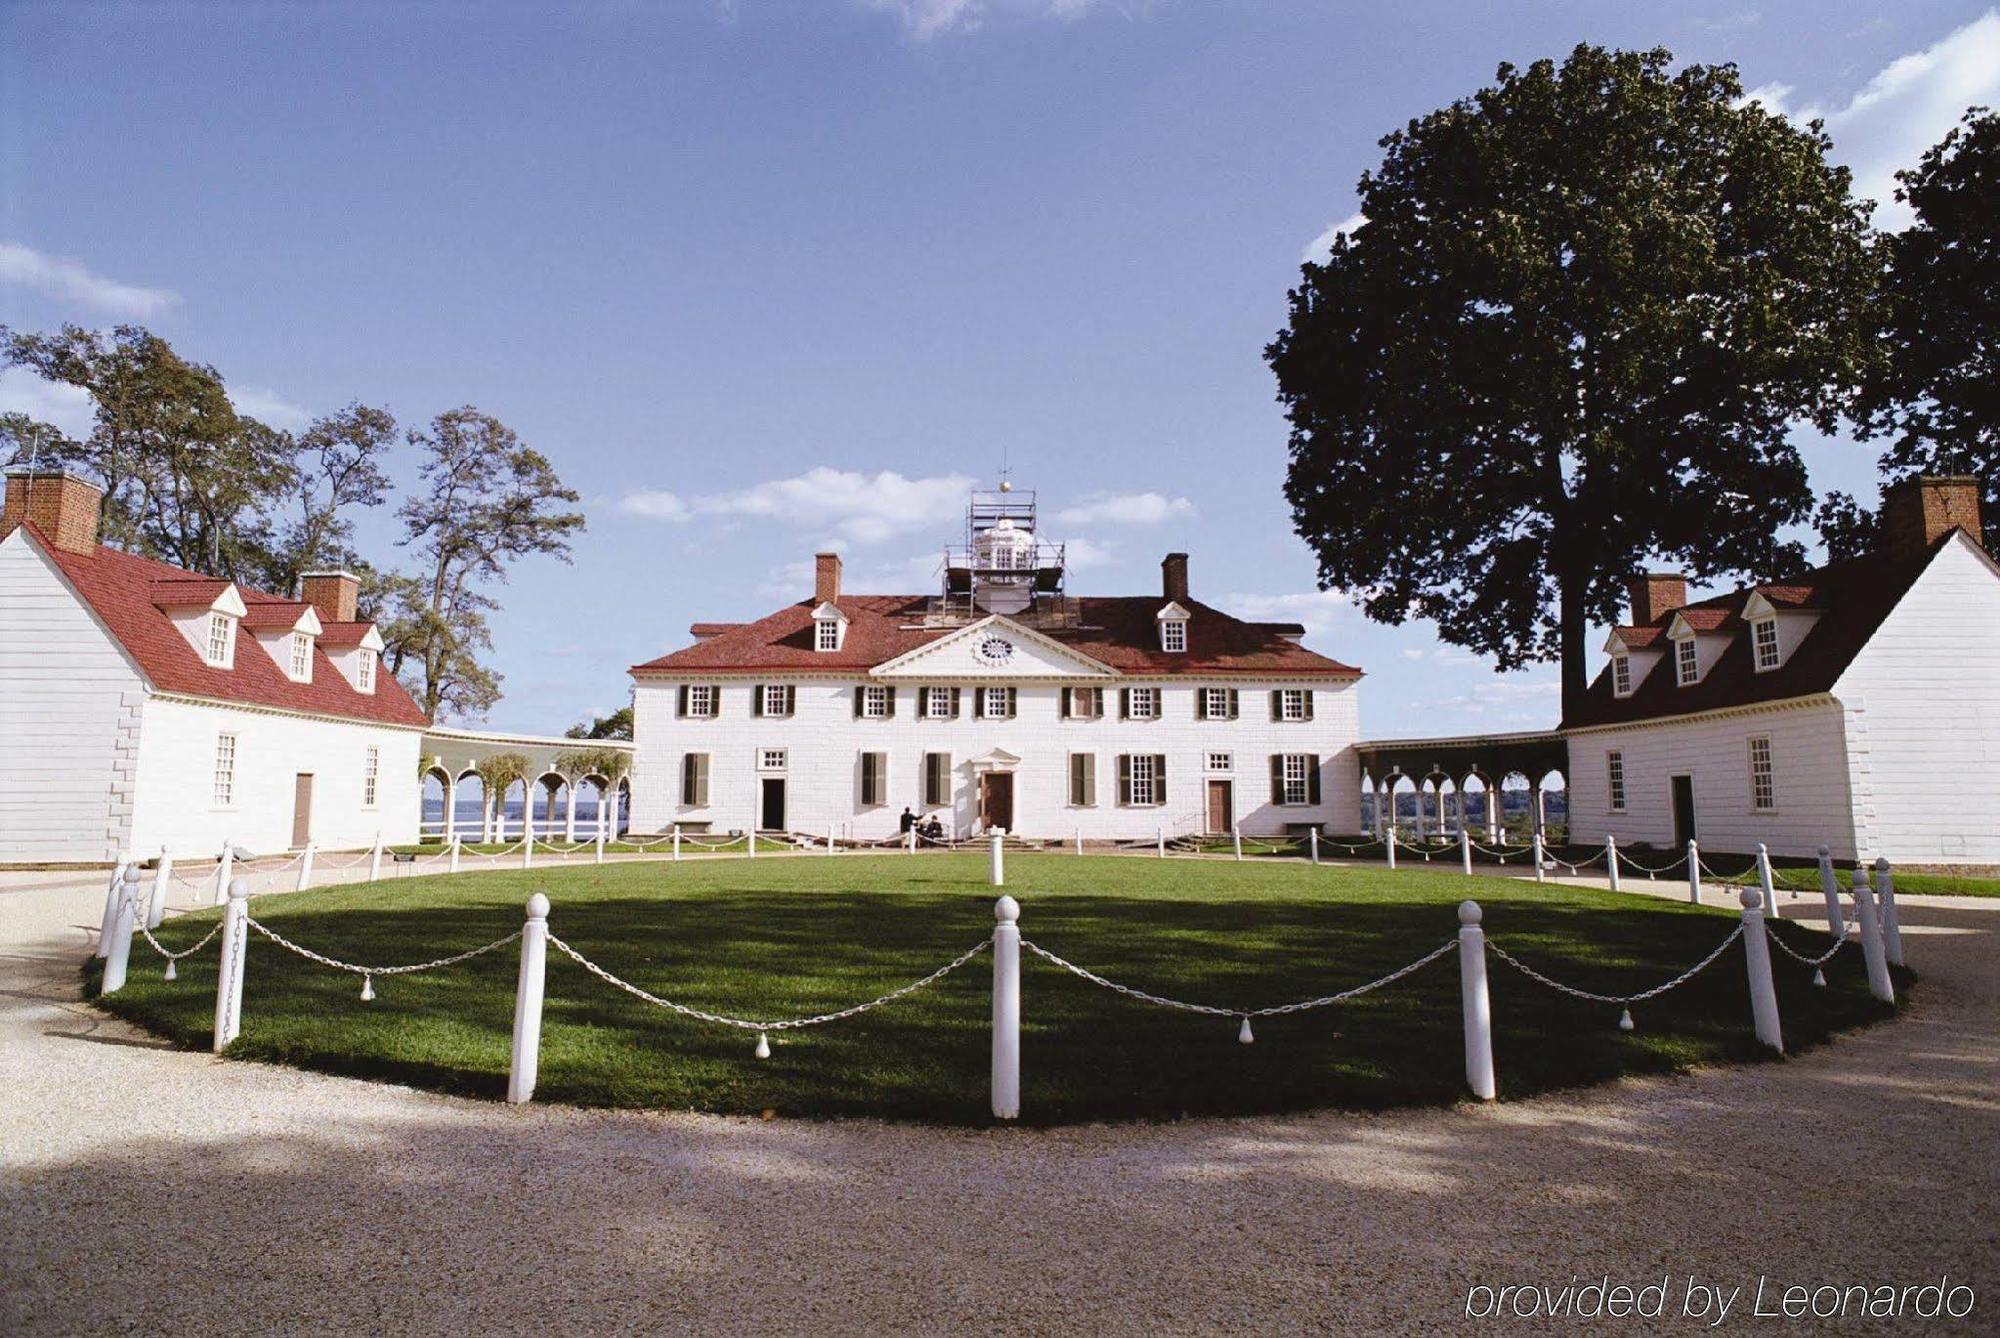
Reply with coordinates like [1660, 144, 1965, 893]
[1670, 774, 1696, 849]
[981, 772, 1014, 832]
[1206, 779, 1233, 834]
[760, 777, 786, 832]
[291, 773, 314, 848]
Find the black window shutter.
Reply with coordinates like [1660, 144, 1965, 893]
[1271, 755, 1285, 804]
[695, 755, 709, 805]
[918, 686, 930, 716]
[1196, 689, 1208, 721]
[1006, 687, 1017, 717]
[1307, 754, 1322, 805]
[1153, 754, 1166, 802]
[1119, 688, 1131, 720]
[1302, 690, 1315, 722]
[1270, 690, 1283, 721]
[1228, 688, 1239, 720]
[853, 686, 864, 718]
[974, 690, 985, 720]
[784, 685, 796, 715]
[752, 685, 765, 717]
[1117, 754, 1132, 806]
[1059, 688, 1071, 719]
[682, 753, 695, 803]
[676, 684, 688, 717]
[1091, 688, 1103, 717]
[949, 687, 961, 718]
[885, 686, 897, 718]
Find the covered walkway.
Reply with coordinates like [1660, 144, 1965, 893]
[1355, 731, 1567, 843]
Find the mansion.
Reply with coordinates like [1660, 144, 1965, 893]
[629, 489, 1361, 841]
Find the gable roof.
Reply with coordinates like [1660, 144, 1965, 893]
[17, 523, 428, 729]
[1564, 537, 1960, 731]
[632, 595, 1361, 679]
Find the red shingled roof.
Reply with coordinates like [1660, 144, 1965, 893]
[22, 523, 428, 728]
[1564, 539, 1955, 731]
[634, 596, 1362, 678]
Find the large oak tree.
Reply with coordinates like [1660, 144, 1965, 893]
[1268, 46, 1877, 716]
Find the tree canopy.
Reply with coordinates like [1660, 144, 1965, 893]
[1268, 45, 1877, 715]
[566, 705, 634, 740]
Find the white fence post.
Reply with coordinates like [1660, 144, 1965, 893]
[1755, 843, 1776, 915]
[1874, 857, 1904, 968]
[1385, 825, 1397, 871]
[747, 828, 756, 859]
[1310, 828, 1320, 865]
[595, 822, 607, 864]
[1531, 830, 1546, 883]
[147, 845, 171, 929]
[101, 867, 141, 993]
[1605, 835, 1620, 892]
[450, 835, 462, 875]
[673, 827, 682, 861]
[1156, 827, 1165, 859]
[1459, 827, 1472, 876]
[991, 895, 1021, 1121]
[1458, 900, 1496, 1100]
[522, 830, 533, 870]
[1685, 840, 1701, 903]
[296, 843, 316, 892]
[989, 832, 1005, 887]
[1737, 889, 1784, 1053]
[908, 827, 917, 855]
[826, 822, 836, 855]
[1852, 868, 1895, 1004]
[214, 841, 234, 905]
[370, 832, 384, 883]
[1231, 825, 1243, 861]
[96, 859, 129, 958]
[1075, 827, 1083, 856]
[212, 879, 249, 1051]
[507, 892, 550, 1104]
[1816, 846, 1844, 936]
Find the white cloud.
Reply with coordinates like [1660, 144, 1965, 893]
[1410, 675, 1560, 727]
[1054, 491, 1195, 526]
[1696, 10, 1762, 32]
[1062, 536, 1118, 570]
[0, 242, 178, 319]
[228, 385, 311, 432]
[862, 0, 1098, 40]
[619, 488, 692, 521]
[690, 467, 975, 545]
[1775, 12, 2000, 230]
[1301, 210, 1367, 264]
[0, 367, 95, 439]
[1223, 588, 1351, 638]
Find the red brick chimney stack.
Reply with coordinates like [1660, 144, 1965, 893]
[2, 469, 104, 556]
[1626, 572, 1688, 625]
[814, 552, 842, 605]
[1162, 552, 1189, 603]
[1882, 476, 1983, 560]
[299, 571, 360, 623]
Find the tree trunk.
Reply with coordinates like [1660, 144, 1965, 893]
[1557, 565, 1588, 724]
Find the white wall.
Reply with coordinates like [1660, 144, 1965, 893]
[0, 532, 145, 863]
[1565, 700, 1857, 861]
[1834, 535, 2000, 865]
[129, 697, 423, 858]
[631, 678, 1360, 840]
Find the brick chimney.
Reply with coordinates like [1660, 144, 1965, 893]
[1626, 572, 1688, 625]
[2, 468, 103, 556]
[1161, 552, 1189, 604]
[299, 570, 360, 623]
[814, 551, 841, 605]
[1882, 475, 1983, 560]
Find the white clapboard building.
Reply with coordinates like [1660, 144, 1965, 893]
[629, 487, 1362, 842]
[0, 468, 428, 864]
[1563, 476, 1998, 866]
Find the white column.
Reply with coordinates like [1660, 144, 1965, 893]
[1755, 843, 1776, 916]
[507, 893, 550, 1104]
[564, 784, 577, 842]
[1605, 835, 1621, 893]
[147, 846, 171, 929]
[296, 843, 316, 892]
[97, 860, 129, 959]
[1816, 845, 1844, 936]
[1232, 825, 1243, 861]
[370, 832, 384, 883]
[1874, 858, 1904, 968]
[1686, 840, 1701, 904]
[1309, 828, 1320, 865]
[673, 827, 682, 861]
[1533, 786, 1546, 839]
[1737, 889, 1783, 1053]
[607, 785, 622, 843]
[1459, 827, 1472, 876]
[989, 832, 1005, 887]
[991, 895, 1021, 1120]
[214, 841, 233, 906]
[1853, 868, 1894, 1003]
[1485, 787, 1500, 844]
[522, 829, 533, 870]
[212, 879, 248, 1051]
[1385, 824, 1397, 870]
[101, 867, 141, 994]
[1458, 900, 1496, 1100]
[1532, 830, 1545, 883]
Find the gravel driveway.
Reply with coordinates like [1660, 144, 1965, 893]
[3, 869, 1995, 1334]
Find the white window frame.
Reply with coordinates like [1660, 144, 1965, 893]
[1612, 654, 1631, 696]
[205, 611, 235, 667]
[1278, 688, 1308, 721]
[289, 630, 313, 682]
[1606, 749, 1626, 813]
[1675, 637, 1698, 686]
[815, 618, 840, 652]
[1204, 687, 1231, 719]
[862, 685, 890, 719]
[759, 748, 788, 773]
[762, 684, 791, 717]
[926, 687, 953, 719]
[1160, 619, 1187, 653]
[1207, 751, 1232, 773]
[1127, 686, 1159, 720]
[213, 733, 237, 808]
[1066, 687, 1100, 720]
[1129, 753, 1159, 807]
[363, 745, 380, 808]
[686, 684, 717, 718]
[1748, 736, 1776, 811]
[357, 647, 376, 692]
[1279, 753, 1311, 806]
[1752, 618, 1780, 673]
[980, 686, 1011, 719]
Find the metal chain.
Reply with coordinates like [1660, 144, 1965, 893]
[1486, 926, 1744, 1005]
[244, 916, 520, 977]
[1768, 919, 1851, 968]
[137, 916, 224, 961]
[544, 932, 992, 1031]
[1018, 937, 1459, 1019]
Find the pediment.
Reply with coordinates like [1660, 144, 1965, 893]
[872, 615, 1117, 679]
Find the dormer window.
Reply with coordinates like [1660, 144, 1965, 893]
[1157, 601, 1190, 653]
[1675, 637, 1698, 686]
[357, 648, 376, 693]
[289, 631, 313, 682]
[1752, 617, 1780, 672]
[205, 611, 236, 667]
[1612, 654, 1632, 696]
[811, 601, 847, 653]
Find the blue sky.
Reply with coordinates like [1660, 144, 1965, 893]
[5, 1, 1997, 737]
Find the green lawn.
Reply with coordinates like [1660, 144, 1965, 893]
[88, 854, 1906, 1124]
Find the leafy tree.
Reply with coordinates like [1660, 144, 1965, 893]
[1811, 490, 1881, 561]
[1839, 106, 2000, 551]
[555, 746, 632, 783]
[262, 403, 398, 594]
[1267, 46, 1877, 714]
[388, 408, 585, 721]
[565, 705, 633, 740]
